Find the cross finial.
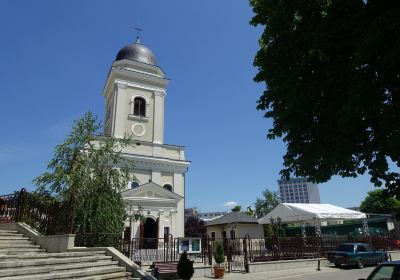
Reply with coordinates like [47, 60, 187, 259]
[134, 27, 142, 44]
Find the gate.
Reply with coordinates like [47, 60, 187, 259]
[226, 238, 248, 273]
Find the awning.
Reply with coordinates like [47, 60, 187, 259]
[258, 203, 366, 224]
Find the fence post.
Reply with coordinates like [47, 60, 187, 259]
[208, 239, 213, 265]
[243, 236, 249, 273]
[15, 188, 27, 222]
[67, 194, 76, 234]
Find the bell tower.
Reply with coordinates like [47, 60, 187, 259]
[103, 37, 168, 144]
[101, 37, 190, 238]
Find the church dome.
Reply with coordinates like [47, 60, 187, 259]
[115, 37, 157, 66]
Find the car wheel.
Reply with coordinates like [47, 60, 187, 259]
[334, 261, 341, 268]
[381, 256, 388, 263]
[357, 259, 364, 269]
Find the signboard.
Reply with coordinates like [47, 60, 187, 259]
[178, 238, 202, 254]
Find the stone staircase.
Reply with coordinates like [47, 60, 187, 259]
[0, 229, 133, 279]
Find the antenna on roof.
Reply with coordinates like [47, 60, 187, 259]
[134, 27, 142, 44]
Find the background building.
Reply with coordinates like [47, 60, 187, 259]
[205, 212, 263, 239]
[198, 211, 227, 222]
[278, 177, 320, 204]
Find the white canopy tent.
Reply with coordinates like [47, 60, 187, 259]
[258, 203, 367, 224]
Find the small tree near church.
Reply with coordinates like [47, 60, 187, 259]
[34, 112, 135, 234]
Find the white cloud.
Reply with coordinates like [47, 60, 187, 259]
[223, 201, 238, 208]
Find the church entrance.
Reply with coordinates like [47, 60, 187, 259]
[141, 217, 159, 249]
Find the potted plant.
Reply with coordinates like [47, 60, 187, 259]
[177, 251, 194, 280]
[213, 241, 225, 278]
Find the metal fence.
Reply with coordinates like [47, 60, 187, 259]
[73, 233, 397, 271]
[73, 234, 396, 273]
[0, 188, 75, 235]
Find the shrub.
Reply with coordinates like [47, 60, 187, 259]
[213, 241, 225, 267]
[177, 252, 194, 280]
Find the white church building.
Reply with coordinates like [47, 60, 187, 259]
[101, 37, 190, 244]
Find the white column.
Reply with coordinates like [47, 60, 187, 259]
[158, 210, 164, 238]
[171, 210, 178, 237]
[113, 83, 128, 138]
[153, 90, 165, 144]
[152, 170, 162, 185]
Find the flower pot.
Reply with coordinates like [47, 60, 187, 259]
[213, 266, 225, 278]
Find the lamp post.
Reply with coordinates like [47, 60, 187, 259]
[313, 216, 321, 271]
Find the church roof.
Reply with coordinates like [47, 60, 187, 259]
[115, 37, 157, 66]
[206, 212, 259, 227]
[121, 181, 183, 204]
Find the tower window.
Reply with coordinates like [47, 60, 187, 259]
[163, 184, 173, 192]
[133, 97, 146, 117]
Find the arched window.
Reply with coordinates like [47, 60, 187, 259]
[131, 182, 139, 189]
[133, 97, 146, 117]
[163, 184, 173, 192]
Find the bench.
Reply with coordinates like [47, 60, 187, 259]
[253, 256, 274, 262]
[152, 262, 179, 279]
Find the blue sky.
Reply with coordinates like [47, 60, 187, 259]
[0, 0, 376, 212]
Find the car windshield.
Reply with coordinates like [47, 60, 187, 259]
[369, 265, 395, 280]
[335, 244, 354, 252]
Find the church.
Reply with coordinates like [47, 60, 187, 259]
[101, 37, 190, 243]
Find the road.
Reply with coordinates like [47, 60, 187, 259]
[193, 265, 376, 280]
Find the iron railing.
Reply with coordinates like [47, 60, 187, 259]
[75, 232, 128, 251]
[0, 188, 75, 235]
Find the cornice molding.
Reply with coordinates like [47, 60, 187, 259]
[115, 79, 166, 95]
[154, 90, 166, 98]
[121, 153, 190, 173]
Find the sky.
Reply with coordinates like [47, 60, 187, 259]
[0, 0, 377, 212]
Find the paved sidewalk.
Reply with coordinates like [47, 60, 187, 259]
[193, 266, 349, 280]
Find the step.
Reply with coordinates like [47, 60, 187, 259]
[0, 243, 38, 248]
[0, 230, 19, 234]
[0, 251, 106, 260]
[0, 232, 23, 237]
[0, 255, 112, 268]
[0, 265, 126, 280]
[0, 240, 32, 245]
[0, 248, 46, 254]
[0, 236, 29, 240]
[0, 260, 119, 277]
[71, 271, 132, 280]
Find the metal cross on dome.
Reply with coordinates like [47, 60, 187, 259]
[134, 27, 142, 43]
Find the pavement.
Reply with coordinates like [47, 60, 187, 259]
[193, 265, 376, 280]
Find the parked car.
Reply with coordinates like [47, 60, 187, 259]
[358, 261, 400, 280]
[327, 243, 388, 268]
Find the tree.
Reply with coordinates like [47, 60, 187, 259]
[250, 0, 400, 195]
[359, 189, 400, 215]
[231, 205, 241, 212]
[184, 215, 206, 237]
[254, 188, 280, 218]
[34, 112, 135, 234]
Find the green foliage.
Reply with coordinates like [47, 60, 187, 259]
[231, 205, 241, 212]
[254, 188, 280, 218]
[246, 205, 255, 216]
[250, 0, 400, 194]
[359, 189, 400, 215]
[177, 252, 194, 280]
[213, 241, 225, 265]
[185, 215, 206, 237]
[34, 112, 135, 234]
